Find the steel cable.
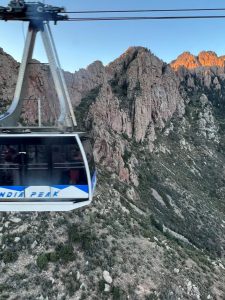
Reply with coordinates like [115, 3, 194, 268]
[65, 8, 225, 14]
[65, 15, 225, 22]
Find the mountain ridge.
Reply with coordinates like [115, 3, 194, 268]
[171, 50, 225, 70]
[0, 46, 225, 299]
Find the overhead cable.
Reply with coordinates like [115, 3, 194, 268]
[66, 8, 225, 14]
[66, 15, 225, 22]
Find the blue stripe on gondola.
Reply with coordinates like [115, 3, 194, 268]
[75, 185, 88, 193]
[0, 184, 91, 194]
[0, 186, 26, 191]
[52, 185, 89, 193]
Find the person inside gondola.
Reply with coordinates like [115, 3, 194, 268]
[68, 150, 82, 184]
[69, 168, 80, 184]
[2, 146, 19, 185]
[4, 145, 17, 163]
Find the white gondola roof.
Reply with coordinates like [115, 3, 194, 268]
[0, 132, 86, 137]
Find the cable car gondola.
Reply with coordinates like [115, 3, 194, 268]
[0, 1, 96, 211]
[0, 132, 96, 211]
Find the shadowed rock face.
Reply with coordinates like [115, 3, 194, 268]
[0, 48, 19, 113]
[171, 50, 225, 70]
[0, 47, 225, 299]
[0, 48, 105, 126]
[86, 47, 184, 182]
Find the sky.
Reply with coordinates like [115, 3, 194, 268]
[0, 0, 225, 72]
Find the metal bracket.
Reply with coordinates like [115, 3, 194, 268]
[0, 1, 67, 23]
[0, 21, 77, 129]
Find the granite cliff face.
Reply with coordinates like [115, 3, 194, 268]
[0, 48, 18, 113]
[171, 51, 225, 70]
[87, 47, 184, 183]
[0, 48, 225, 299]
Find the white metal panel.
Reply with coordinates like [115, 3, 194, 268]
[0, 133, 84, 137]
[0, 200, 91, 212]
[25, 186, 51, 199]
[75, 134, 93, 203]
[0, 187, 25, 199]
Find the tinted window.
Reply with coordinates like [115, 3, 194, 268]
[0, 136, 89, 187]
[51, 137, 87, 185]
[27, 145, 48, 164]
[25, 143, 49, 185]
[0, 144, 21, 185]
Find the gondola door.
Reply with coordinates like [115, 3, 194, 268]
[23, 138, 51, 200]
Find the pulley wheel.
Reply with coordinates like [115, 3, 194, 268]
[37, 6, 44, 13]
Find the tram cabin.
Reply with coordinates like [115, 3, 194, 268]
[0, 132, 96, 211]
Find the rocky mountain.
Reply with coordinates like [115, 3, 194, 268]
[171, 51, 225, 70]
[0, 48, 225, 299]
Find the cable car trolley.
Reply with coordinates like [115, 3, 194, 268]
[0, 1, 96, 211]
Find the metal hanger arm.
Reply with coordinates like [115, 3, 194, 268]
[0, 24, 36, 126]
[0, 21, 77, 129]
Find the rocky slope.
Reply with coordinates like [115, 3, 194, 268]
[0, 48, 225, 299]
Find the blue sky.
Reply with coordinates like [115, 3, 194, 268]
[0, 0, 225, 72]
